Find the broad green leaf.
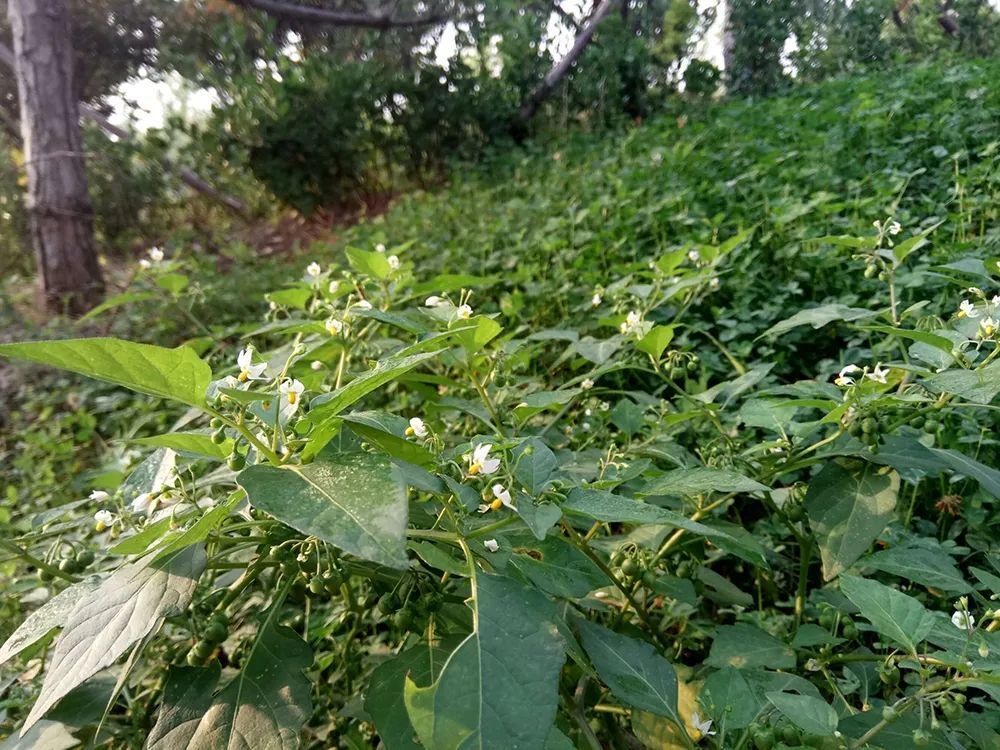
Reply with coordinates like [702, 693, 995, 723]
[515, 497, 563, 540]
[343, 411, 436, 467]
[570, 336, 620, 365]
[513, 438, 557, 495]
[631, 671, 704, 746]
[610, 397, 645, 434]
[804, 461, 899, 580]
[840, 574, 936, 654]
[77, 290, 158, 322]
[265, 287, 312, 310]
[0, 721, 78, 750]
[346, 247, 392, 279]
[706, 624, 795, 670]
[638, 467, 768, 497]
[862, 545, 969, 593]
[404, 574, 565, 750]
[109, 517, 174, 555]
[577, 620, 682, 727]
[636, 325, 675, 360]
[156, 272, 189, 294]
[130, 432, 232, 460]
[512, 390, 578, 421]
[0, 338, 212, 407]
[702, 668, 758, 728]
[766, 692, 838, 736]
[0, 575, 103, 667]
[856, 325, 955, 357]
[366, 644, 451, 750]
[147, 606, 312, 749]
[923, 361, 1000, 404]
[455, 316, 502, 355]
[507, 535, 607, 598]
[760, 304, 878, 339]
[238, 451, 408, 569]
[22, 545, 206, 732]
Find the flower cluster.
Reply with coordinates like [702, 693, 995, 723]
[834, 362, 890, 387]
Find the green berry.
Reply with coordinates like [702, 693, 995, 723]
[75, 549, 95, 567]
[227, 453, 246, 471]
[203, 621, 228, 644]
[780, 724, 800, 744]
[752, 727, 775, 750]
[864, 264, 878, 279]
[58, 558, 78, 574]
[308, 577, 326, 594]
[882, 706, 898, 722]
[211, 427, 227, 445]
[912, 728, 930, 746]
[670, 366, 686, 380]
[641, 570, 658, 588]
[786, 503, 804, 522]
[210, 417, 224, 429]
[910, 415, 925, 428]
[37, 568, 54, 583]
[861, 417, 878, 434]
[620, 558, 640, 578]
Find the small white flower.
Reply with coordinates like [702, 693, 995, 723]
[619, 310, 643, 336]
[980, 317, 998, 338]
[835, 364, 861, 387]
[992, 295, 1000, 306]
[405, 417, 428, 438]
[467, 443, 501, 476]
[89, 490, 110, 503]
[425, 295, 445, 307]
[484, 538, 500, 553]
[305, 262, 322, 279]
[688, 249, 700, 263]
[650, 150, 663, 165]
[952, 610, 976, 632]
[968, 287, 984, 296]
[866, 363, 890, 384]
[456, 304, 473, 320]
[492, 484, 516, 510]
[581, 378, 594, 390]
[387, 254, 400, 271]
[959, 299, 980, 319]
[237, 347, 267, 382]
[888, 220, 902, 235]
[148, 247, 164, 263]
[328, 280, 340, 295]
[375, 243, 386, 253]
[591, 293, 602, 307]
[325, 318, 344, 336]
[94, 509, 116, 527]
[139, 258, 151, 270]
[581, 422, 591, 431]
[353, 299, 373, 311]
[279, 379, 305, 412]
[708, 277, 720, 291]
[872, 219, 882, 230]
[131, 492, 155, 514]
[268, 300, 278, 311]
[691, 712, 716, 737]
[310, 360, 323, 371]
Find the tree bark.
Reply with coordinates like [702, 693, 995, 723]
[8, 0, 103, 314]
[517, 0, 617, 125]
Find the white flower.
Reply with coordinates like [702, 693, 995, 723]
[328, 280, 340, 295]
[467, 443, 501, 476]
[237, 347, 267, 382]
[139, 258, 151, 270]
[708, 277, 720, 291]
[148, 247, 164, 263]
[835, 364, 861, 387]
[279, 379, 305, 412]
[866, 363, 890, 384]
[889, 221, 902, 235]
[591, 293, 602, 307]
[89, 490, 110, 503]
[688, 249, 700, 263]
[992, 295, 1000, 306]
[405, 417, 428, 438]
[310, 360, 323, 371]
[387, 254, 400, 271]
[691, 712, 716, 737]
[305, 262, 322, 279]
[492, 483, 516, 510]
[968, 287, 984, 296]
[131, 492, 154, 514]
[456, 304, 473, 320]
[619, 310, 643, 336]
[268, 300, 278, 311]
[375, 243, 386, 253]
[325, 318, 344, 336]
[353, 299, 373, 311]
[425, 295, 445, 307]
[484, 538, 500, 553]
[980, 317, 998, 338]
[872, 219, 882, 230]
[94, 509, 116, 528]
[959, 299, 980, 319]
[581, 378, 594, 390]
[952, 610, 976, 631]
[581, 422, 591, 431]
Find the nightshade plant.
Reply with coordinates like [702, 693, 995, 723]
[2, 226, 1000, 750]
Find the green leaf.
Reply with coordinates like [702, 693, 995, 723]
[862, 545, 970, 593]
[702, 668, 758, 729]
[839, 574, 936, 654]
[570, 336, 620, 365]
[156, 272, 189, 295]
[77, 290, 158, 322]
[238, 451, 408, 569]
[147, 605, 312, 749]
[0, 575, 104, 668]
[130, 432, 232, 460]
[636, 325, 675, 360]
[512, 390, 578, 421]
[21, 545, 206, 732]
[346, 247, 392, 279]
[0, 338, 212, 407]
[638, 467, 768, 497]
[0, 721, 78, 750]
[706, 624, 795, 670]
[760, 304, 878, 339]
[342, 411, 436, 468]
[366, 644, 451, 750]
[923, 361, 1000, 404]
[804, 461, 899, 581]
[454, 316, 502, 355]
[507, 535, 607, 598]
[513, 438, 557, 495]
[410, 274, 496, 296]
[856, 325, 955, 357]
[577, 620, 681, 726]
[765, 692, 838, 736]
[404, 574, 565, 750]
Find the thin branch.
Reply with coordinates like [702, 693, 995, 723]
[224, 0, 449, 29]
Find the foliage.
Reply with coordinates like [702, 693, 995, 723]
[5, 59, 1000, 750]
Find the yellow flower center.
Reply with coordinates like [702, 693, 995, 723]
[405, 426, 415, 436]
[958, 310, 968, 319]
[468, 463, 481, 475]
[238, 370, 249, 382]
[288, 392, 298, 405]
[490, 498, 503, 511]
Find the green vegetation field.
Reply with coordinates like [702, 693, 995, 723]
[3, 58, 1000, 749]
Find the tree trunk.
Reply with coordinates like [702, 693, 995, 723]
[8, 0, 103, 314]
